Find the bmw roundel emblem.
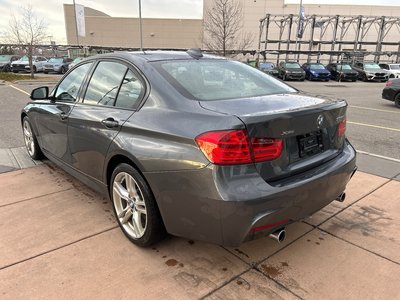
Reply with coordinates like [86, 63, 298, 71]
[317, 115, 324, 128]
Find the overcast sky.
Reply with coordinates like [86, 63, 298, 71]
[0, 0, 399, 44]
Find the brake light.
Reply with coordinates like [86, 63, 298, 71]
[251, 137, 283, 162]
[338, 119, 346, 137]
[195, 130, 282, 165]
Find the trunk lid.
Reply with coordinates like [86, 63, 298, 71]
[199, 92, 347, 182]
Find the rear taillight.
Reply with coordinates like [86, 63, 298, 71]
[338, 119, 346, 137]
[251, 137, 283, 162]
[195, 130, 282, 165]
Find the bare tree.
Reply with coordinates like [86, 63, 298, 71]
[203, 0, 253, 56]
[8, 5, 47, 78]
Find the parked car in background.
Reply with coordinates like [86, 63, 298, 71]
[22, 50, 356, 247]
[326, 63, 358, 82]
[277, 61, 305, 81]
[43, 57, 73, 74]
[0, 55, 20, 72]
[382, 78, 400, 108]
[302, 63, 331, 81]
[259, 62, 279, 77]
[352, 61, 389, 82]
[379, 63, 400, 79]
[68, 57, 85, 70]
[11, 56, 47, 73]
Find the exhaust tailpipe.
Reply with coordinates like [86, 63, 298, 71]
[269, 228, 286, 243]
[336, 192, 346, 202]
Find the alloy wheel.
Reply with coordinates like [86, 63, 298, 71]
[23, 119, 35, 157]
[113, 172, 147, 239]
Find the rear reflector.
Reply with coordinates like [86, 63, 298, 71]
[338, 119, 346, 137]
[195, 130, 283, 165]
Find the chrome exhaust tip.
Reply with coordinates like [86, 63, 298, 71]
[336, 192, 346, 202]
[269, 228, 286, 243]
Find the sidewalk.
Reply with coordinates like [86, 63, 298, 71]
[0, 151, 399, 299]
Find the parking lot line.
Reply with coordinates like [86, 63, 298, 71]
[356, 150, 400, 163]
[347, 121, 400, 133]
[7, 84, 30, 96]
[349, 105, 400, 114]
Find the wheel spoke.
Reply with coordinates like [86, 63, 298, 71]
[136, 200, 146, 215]
[132, 210, 144, 235]
[118, 205, 130, 218]
[121, 208, 133, 224]
[113, 181, 130, 200]
[125, 173, 138, 197]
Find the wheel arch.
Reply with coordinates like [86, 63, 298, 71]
[105, 153, 167, 227]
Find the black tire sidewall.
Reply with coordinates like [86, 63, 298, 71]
[110, 163, 165, 247]
[395, 94, 400, 108]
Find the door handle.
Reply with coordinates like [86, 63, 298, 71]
[58, 112, 68, 120]
[101, 118, 119, 128]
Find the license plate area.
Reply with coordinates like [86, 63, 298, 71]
[297, 131, 324, 158]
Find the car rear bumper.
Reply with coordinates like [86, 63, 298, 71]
[144, 140, 357, 246]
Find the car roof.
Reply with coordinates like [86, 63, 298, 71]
[88, 51, 225, 63]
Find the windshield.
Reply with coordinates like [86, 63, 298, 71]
[48, 58, 63, 63]
[337, 64, 352, 70]
[310, 64, 325, 70]
[364, 63, 380, 69]
[0, 55, 11, 62]
[19, 56, 29, 62]
[390, 64, 400, 70]
[260, 63, 275, 70]
[286, 62, 301, 68]
[73, 57, 83, 63]
[154, 59, 296, 101]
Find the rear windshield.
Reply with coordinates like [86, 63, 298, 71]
[154, 59, 296, 101]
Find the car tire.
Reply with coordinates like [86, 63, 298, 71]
[22, 116, 44, 160]
[33, 66, 37, 73]
[13, 70, 18, 73]
[60, 67, 66, 74]
[362, 74, 368, 82]
[4, 65, 11, 72]
[43, 71, 48, 74]
[110, 163, 166, 247]
[395, 93, 400, 108]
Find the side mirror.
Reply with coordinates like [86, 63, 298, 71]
[30, 87, 49, 100]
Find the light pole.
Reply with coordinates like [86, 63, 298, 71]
[73, 0, 80, 46]
[138, 0, 143, 51]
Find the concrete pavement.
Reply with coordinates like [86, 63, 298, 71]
[0, 157, 399, 299]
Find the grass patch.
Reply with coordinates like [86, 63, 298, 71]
[0, 72, 55, 83]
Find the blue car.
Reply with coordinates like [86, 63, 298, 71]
[302, 63, 331, 81]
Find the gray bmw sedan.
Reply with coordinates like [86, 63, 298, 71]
[21, 49, 356, 247]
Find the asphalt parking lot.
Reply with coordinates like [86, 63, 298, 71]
[0, 78, 399, 299]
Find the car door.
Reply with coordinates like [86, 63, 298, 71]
[67, 60, 146, 182]
[34, 62, 93, 162]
